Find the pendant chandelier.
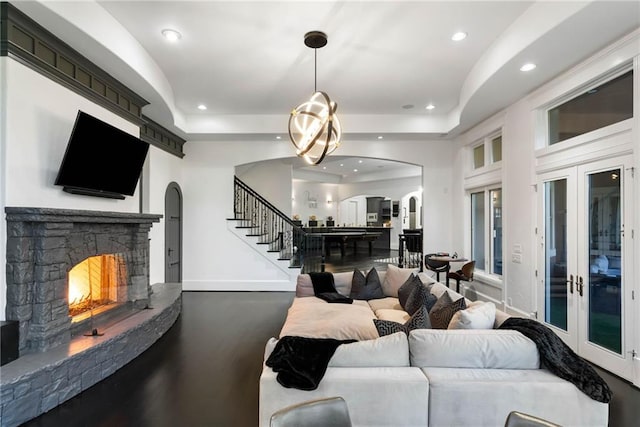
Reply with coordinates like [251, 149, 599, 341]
[288, 31, 342, 165]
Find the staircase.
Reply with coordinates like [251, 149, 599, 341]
[228, 176, 324, 275]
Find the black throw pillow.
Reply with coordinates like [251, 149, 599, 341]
[404, 281, 437, 316]
[350, 268, 385, 300]
[309, 272, 337, 295]
[397, 273, 421, 309]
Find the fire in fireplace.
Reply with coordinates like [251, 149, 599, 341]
[68, 254, 127, 319]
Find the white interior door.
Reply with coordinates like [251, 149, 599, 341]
[537, 155, 634, 380]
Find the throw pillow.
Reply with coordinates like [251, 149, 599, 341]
[448, 301, 496, 329]
[350, 268, 385, 300]
[382, 264, 419, 297]
[308, 272, 337, 295]
[397, 274, 419, 309]
[374, 305, 431, 337]
[404, 281, 437, 316]
[429, 292, 467, 329]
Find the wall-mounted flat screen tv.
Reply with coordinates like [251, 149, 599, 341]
[54, 111, 149, 199]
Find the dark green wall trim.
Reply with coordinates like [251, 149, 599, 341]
[141, 115, 186, 158]
[0, 2, 148, 125]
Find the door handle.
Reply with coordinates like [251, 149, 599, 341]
[576, 275, 584, 297]
[168, 248, 174, 256]
[567, 274, 574, 294]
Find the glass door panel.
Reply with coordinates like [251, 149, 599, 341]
[586, 169, 622, 354]
[544, 179, 568, 331]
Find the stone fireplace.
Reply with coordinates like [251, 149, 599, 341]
[5, 207, 162, 354]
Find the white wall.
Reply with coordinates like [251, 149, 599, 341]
[292, 180, 339, 225]
[236, 159, 292, 216]
[0, 59, 167, 319]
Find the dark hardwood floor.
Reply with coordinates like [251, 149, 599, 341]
[22, 249, 640, 427]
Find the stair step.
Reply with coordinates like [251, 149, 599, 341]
[226, 217, 247, 221]
[246, 233, 267, 237]
[278, 257, 292, 261]
[235, 226, 258, 229]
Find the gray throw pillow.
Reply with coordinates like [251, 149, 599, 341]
[397, 273, 419, 309]
[350, 268, 385, 300]
[429, 292, 467, 329]
[374, 305, 431, 336]
[404, 281, 437, 315]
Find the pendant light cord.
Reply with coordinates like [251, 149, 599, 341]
[314, 48, 317, 92]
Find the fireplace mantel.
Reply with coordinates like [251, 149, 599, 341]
[5, 207, 162, 354]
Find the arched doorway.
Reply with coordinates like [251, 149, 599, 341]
[165, 182, 183, 282]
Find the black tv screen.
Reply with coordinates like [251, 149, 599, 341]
[55, 111, 149, 199]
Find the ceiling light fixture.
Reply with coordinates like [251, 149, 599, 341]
[377, 136, 383, 140]
[288, 31, 342, 165]
[197, 104, 207, 110]
[426, 104, 435, 110]
[520, 63, 536, 72]
[161, 29, 182, 42]
[451, 32, 467, 41]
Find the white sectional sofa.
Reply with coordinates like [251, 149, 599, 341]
[259, 267, 609, 427]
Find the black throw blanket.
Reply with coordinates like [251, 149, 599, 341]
[265, 336, 356, 390]
[499, 317, 612, 403]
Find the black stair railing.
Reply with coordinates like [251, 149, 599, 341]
[233, 176, 323, 272]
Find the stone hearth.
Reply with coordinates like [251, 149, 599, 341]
[5, 207, 162, 354]
[1, 207, 181, 427]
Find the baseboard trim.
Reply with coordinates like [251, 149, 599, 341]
[182, 279, 296, 292]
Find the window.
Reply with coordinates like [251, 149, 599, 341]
[491, 136, 502, 163]
[548, 70, 633, 145]
[471, 187, 503, 276]
[472, 132, 502, 170]
[473, 145, 484, 169]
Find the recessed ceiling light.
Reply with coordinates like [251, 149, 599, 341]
[426, 104, 435, 110]
[276, 136, 281, 140]
[377, 136, 383, 140]
[353, 169, 358, 172]
[197, 104, 207, 110]
[451, 32, 467, 41]
[520, 63, 536, 72]
[358, 160, 363, 163]
[340, 164, 344, 167]
[161, 29, 182, 42]
[323, 166, 326, 170]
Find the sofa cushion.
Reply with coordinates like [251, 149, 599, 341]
[367, 297, 401, 312]
[330, 332, 410, 367]
[351, 268, 385, 300]
[279, 297, 379, 341]
[382, 264, 419, 297]
[409, 329, 540, 369]
[375, 308, 410, 324]
[429, 292, 467, 329]
[374, 305, 431, 336]
[404, 281, 437, 315]
[421, 367, 608, 427]
[448, 301, 496, 329]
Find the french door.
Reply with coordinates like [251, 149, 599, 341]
[537, 155, 634, 380]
